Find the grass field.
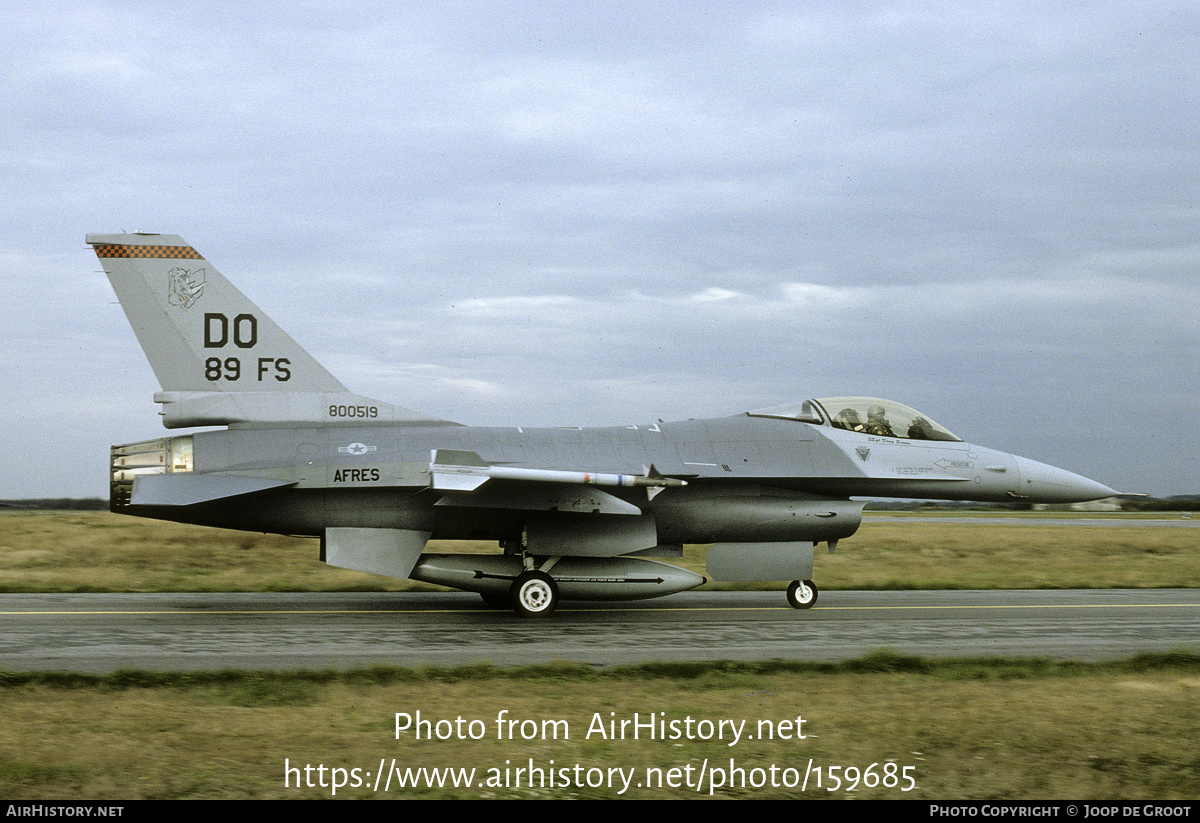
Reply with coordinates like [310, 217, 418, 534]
[1, 510, 1197, 799]
[2, 510, 1198, 593]
[0, 655, 1197, 799]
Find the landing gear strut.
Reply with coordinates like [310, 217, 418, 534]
[510, 570, 559, 617]
[786, 579, 818, 609]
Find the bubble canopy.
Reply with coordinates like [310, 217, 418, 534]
[748, 397, 961, 442]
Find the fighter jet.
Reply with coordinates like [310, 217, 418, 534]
[90, 233, 1117, 616]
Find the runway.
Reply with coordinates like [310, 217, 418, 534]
[2, 589, 1197, 673]
[863, 515, 1199, 527]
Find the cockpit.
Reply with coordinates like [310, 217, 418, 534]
[748, 397, 961, 442]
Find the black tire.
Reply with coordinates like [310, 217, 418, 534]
[480, 592, 510, 608]
[786, 579, 818, 609]
[510, 570, 559, 617]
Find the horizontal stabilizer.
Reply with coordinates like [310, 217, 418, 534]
[132, 473, 293, 506]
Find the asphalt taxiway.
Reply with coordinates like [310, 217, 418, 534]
[2, 589, 1196, 672]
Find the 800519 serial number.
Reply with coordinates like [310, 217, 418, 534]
[329, 405, 379, 418]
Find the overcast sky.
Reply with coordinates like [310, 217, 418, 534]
[3, 1, 1196, 499]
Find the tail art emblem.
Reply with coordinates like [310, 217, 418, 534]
[167, 267, 206, 309]
[855, 447, 871, 462]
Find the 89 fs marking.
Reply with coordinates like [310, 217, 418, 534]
[202, 312, 291, 382]
[204, 356, 291, 382]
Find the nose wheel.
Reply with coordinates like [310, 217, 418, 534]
[511, 570, 559, 617]
[786, 579, 818, 609]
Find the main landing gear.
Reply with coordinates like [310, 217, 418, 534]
[786, 579, 818, 609]
[475, 569, 560, 617]
[510, 569, 559, 617]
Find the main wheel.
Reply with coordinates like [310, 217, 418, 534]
[786, 579, 818, 609]
[510, 570, 559, 617]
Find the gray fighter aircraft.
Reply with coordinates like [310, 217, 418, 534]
[90, 232, 1117, 616]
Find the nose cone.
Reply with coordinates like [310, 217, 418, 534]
[1015, 457, 1117, 503]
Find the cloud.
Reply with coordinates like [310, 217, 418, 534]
[1, 2, 1196, 498]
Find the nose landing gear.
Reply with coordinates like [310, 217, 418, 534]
[786, 579, 818, 609]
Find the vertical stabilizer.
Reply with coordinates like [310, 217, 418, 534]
[89, 232, 345, 393]
[90, 232, 456, 428]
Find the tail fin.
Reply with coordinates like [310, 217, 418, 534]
[89, 232, 455, 429]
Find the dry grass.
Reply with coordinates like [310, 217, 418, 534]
[0, 511, 405, 593]
[0, 665, 1196, 799]
[817, 522, 1200, 590]
[2, 511, 1196, 800]
[1, 511, 1196, 593]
